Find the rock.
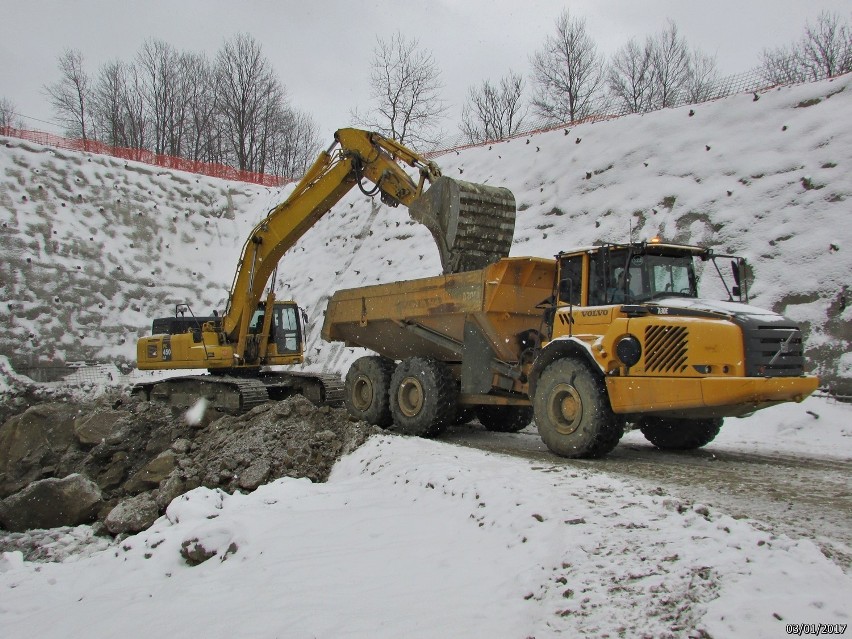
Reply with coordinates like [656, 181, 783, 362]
[73, 409, 123, 445]
[96, 452, 129, 489]
[156, 470, 191, 509]
[238, 460, 270, 491]
[104, 492, 159, 534]
[171, 438, 191, 454]
[180, 537, 238, 566]
[0, 403, 80, 498]
[124, 450, 177, 494]
[0, 474, 102, 532]
[180, 538, 218, 565]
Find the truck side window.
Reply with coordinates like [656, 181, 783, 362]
[588, 249, 631, 305]
[558, 256, 583, 306]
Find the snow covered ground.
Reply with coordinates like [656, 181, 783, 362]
[1, 394, 850, 638]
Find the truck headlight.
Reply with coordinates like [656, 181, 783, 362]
[615, 335, 642, 367]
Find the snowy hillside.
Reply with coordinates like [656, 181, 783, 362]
[1, 75, 850, 391]
[0, 143, 280, 368]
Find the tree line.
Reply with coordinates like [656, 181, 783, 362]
[39, 34, 320, 179]
[456, 10, 851, 145]
[2, 11, 850, 173]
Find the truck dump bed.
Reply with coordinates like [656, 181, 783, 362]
[322, 257, 556, 364]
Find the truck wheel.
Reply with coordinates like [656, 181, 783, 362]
[344, 356, 395, 427]
[475, 405, 534, 433]
[638, 417, 723, 450]
[389, 357, 457, 437]
[533, 358, 622, 458]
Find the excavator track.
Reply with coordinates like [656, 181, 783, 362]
[135, 371, 344, 415]
[260, 371, 345, 407]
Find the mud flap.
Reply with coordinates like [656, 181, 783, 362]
[408, 176, 516, 274]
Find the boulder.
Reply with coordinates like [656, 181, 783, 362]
[74, 409, 124, 445]
[237, 460, 270, 491]
[104, 492, 159, 535]
[0, 403, 80, 497]
[0, 474, 102, 532]
[123, 450, 177, 494]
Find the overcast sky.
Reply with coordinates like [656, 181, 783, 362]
[1, 0, 849, 140]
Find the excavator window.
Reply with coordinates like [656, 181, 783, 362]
[273, 304, 301, 354]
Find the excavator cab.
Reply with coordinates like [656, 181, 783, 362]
[244, 300, 304, 365]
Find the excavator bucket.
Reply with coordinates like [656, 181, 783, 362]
[408, 177, 516, 274]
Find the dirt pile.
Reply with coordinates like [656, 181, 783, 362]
[0, 391, 380, 542]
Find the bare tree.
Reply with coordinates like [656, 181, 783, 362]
[607, 37, 656, 113]
[215, 33, 288, 173]
[460, 71, 527, 143]
[352, 32, 447, 147]
[649, 20, 691, 108]
[92, 60, 130, 147]
[181, 52, 219, 163]
[800, 11, 852, 79]
[760, 44, 808, 85]
[44, 49, 93, 140]
[268, 108, 321, 179]
[120, 63, 150, 151]
[685, 49, 719, 103]
[760, 12, 851, 84]
[0, 98, 25, 129]
[137, 39, 195, 156]
[92, 58, 149, 151]
[530, 10, 605, 124]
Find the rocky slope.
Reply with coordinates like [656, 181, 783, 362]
[0, 387, 378, 538]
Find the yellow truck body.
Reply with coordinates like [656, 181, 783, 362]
[323, 244, 819, 458]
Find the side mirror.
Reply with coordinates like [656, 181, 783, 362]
[730, 259, 747, 302]
[730, 260, 741, 286]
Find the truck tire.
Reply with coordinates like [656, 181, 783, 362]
[533, 358, 622, 458]
[389, 357, 457, 437]
[344, 356, 395, 427]
[475, 405, 534, 433]
[638, 417, 723, 450]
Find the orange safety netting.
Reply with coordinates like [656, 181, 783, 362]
[0, 126, 287, 188]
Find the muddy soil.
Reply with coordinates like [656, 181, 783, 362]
[438, 423, 852, 574]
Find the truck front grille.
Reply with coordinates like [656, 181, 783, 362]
[644, 325, 689, 373]
[743, 325, 805, 377]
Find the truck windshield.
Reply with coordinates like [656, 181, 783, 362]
[589, 249, 698, 305]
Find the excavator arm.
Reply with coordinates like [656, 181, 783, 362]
[221, 128, 516, 363]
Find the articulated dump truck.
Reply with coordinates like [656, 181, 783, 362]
[322, 241, 819, 458]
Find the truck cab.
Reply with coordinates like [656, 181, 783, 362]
[538, 241, 816, 420]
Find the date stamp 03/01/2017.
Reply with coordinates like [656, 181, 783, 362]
[786, 624, 848, 636]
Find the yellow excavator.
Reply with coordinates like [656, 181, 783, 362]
[134, 128, 516, 413]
